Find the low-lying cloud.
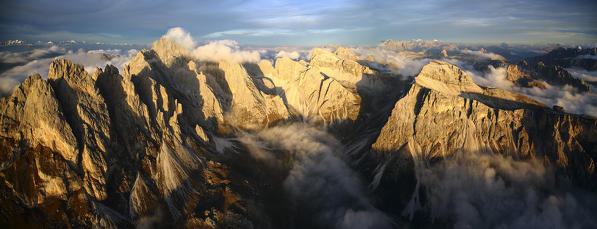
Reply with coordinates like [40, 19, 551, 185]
[460, 49, 505, 61]
[465, 66, 597, 116]
[416, 151, 597, 228]
[275, 50, 301, 60]
[465, 65, 513, 89]
[162, 27, 261, 63]
[256, 48, 311, 62]
[567, 68, 597, 83]
[575, 54, 597, 60]
[353, 47, 433, 77]
[239, 123, 392, 229]
[0, 45, 65, 64]
[0, 48, 137, 96]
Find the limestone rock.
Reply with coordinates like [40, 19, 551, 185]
[414, 60, 484, 96]
[218, 61, 289, 129]
[195, 125, 209, 142]
[269, 54, 362, 122]
[505, 64, 546, 88]
[310, 48, 375, 84]
[371, 61, 597, 190]
[48, 59, 111, 201]
[2, 38, 595, 229]
[0, 74, 78, 163]
[334, 47, 359, 61]
[125, 38, 290, 130]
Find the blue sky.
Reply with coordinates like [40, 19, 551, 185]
[1, 0, 596, 46]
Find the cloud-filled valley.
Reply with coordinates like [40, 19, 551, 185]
[416, 151, 597, 228]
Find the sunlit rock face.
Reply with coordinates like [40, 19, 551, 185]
[125, 38, 291, 131]
[366, 62, 597, 218]
[0, 39, 399, 228]
[372, 61, 595, 161]
[0, 40, 595, 229]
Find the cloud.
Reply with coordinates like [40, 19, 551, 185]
[415, 151, 597, 228]
[275, 50, 300, 60]
[239, 123, 392, 228]
[28, 45, 65, 59]
[0, 51, 28, 64]
[0, 48, 138, 96]
[352, 43, 597, 117]
[192, 40, 260, 63]
[567, 68, 597, 83]
[465, 66, 597, 116]
[575, 54, 597, 60]
[255, 48, 312, 61]
[162, 27, 261, 63]
[163, 27, 196, 50]
[3, 0, 597, 46]
[87, 49, 123, 56]
[464, 66, 514, 90]
[0, 45, 66, 64]
[202, 29, 296, 38]
[0, 77, 18, 97]
[518, 84, 597, 116]
[460, 49, 505, 61]
[352, 47, 433, 77]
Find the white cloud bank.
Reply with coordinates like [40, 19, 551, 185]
[465, 66, 597, 116]
[353, 47, 433, 77]
[0, 48, 137, 96]
[567, 68, 597, 83]
[162, 27, 260, 63]
[275, 50, 300, 60]
[0, 45, 66, 64]
[460, 49, 505, 61]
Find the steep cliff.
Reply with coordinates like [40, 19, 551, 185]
[0, 39, 399, 228]
[0, 43, 595, 228]
[365, 62, 597, 212]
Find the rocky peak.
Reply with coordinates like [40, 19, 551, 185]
[524, 46, 597, 71]
[309, 48, 339, 66]
[415, 61, 546, 110]
[1, 42, 596, 228]
[151, 38, 192, 66]
[256, 59, 275, 77]
[48, 59, 96, 91]
[414, 61, 483, 96]
[334, 47, 359, 61]
[0, 73, 78, 163]
[440, 49, 449, 58]
[368, 62, 597, 215]
[274, 57, 307, 82]
[309, 47, 376, 85]
[505, 64, 546, 89]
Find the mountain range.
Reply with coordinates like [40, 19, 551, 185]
[1, 38, 596, 228]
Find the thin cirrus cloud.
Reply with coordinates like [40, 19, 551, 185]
[0, 0, 596, 45]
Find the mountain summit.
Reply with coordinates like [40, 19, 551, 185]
[1, 38, 596, 228]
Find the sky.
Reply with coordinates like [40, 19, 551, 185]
[1, 0, 596, 46]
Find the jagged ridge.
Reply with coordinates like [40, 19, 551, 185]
[0, 40, 595, 228]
